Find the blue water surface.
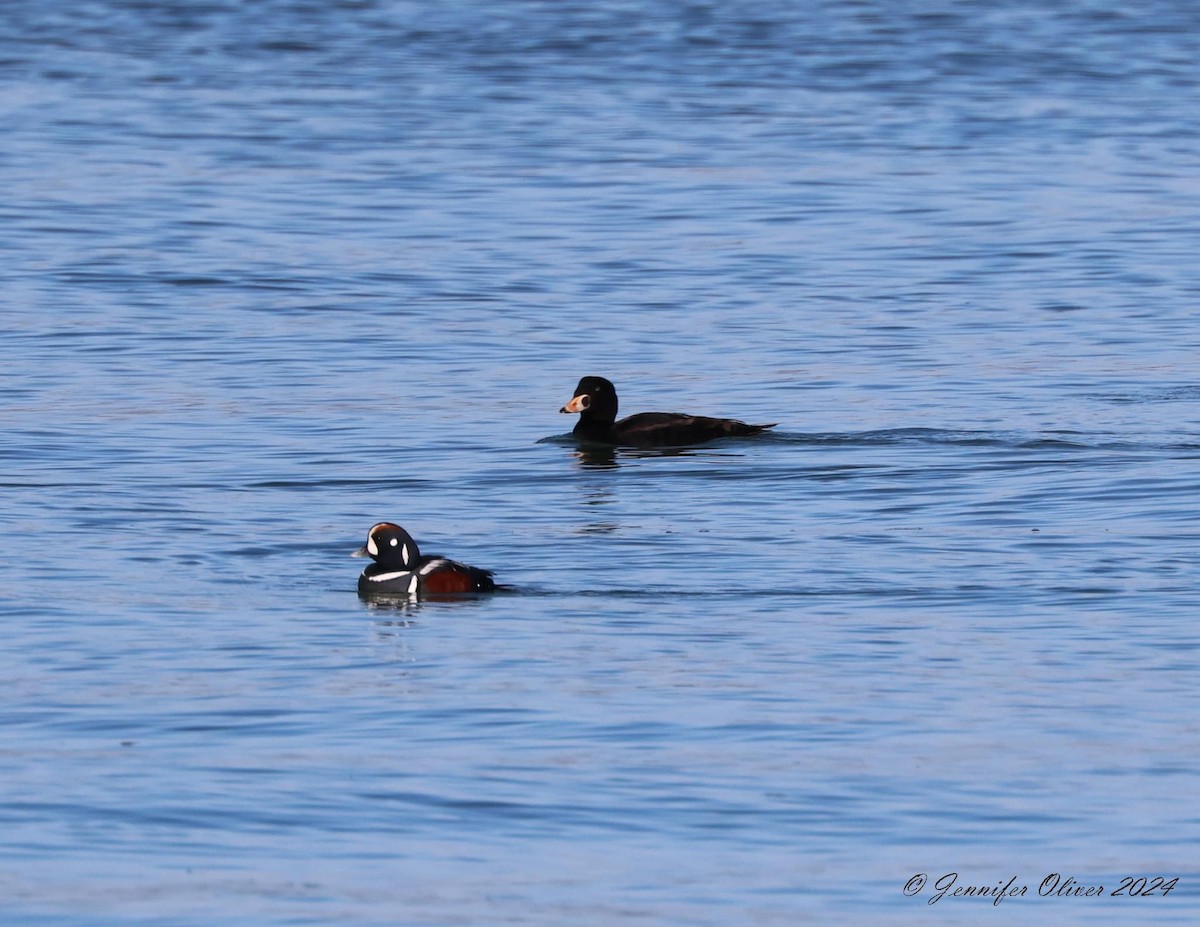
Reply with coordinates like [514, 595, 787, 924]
[3, 1, 1200, 924]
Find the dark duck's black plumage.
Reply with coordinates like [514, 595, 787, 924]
[560, 376, 776, 448]
[354, 522, 496, 596]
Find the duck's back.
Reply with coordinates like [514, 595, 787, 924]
[612, 412, 775, 448]
[358, 556, 496, 595]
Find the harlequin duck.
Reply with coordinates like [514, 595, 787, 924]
[560, 376, 776, 447]
[353, 522, 496, 596]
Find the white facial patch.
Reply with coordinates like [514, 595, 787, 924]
[402, 544, 410, 566]
[366, 534, 379, 557]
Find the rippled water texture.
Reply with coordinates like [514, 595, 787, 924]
[4, 1, 1200, 924]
